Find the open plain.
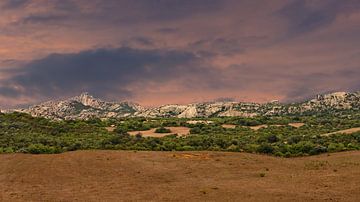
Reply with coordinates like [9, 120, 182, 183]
[1, 151, 360, 202]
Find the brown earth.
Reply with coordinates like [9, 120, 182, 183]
[288, 123, 305, 128]
[1, 151, 360, 202]
[221, 124, 237, 129]
[249, 124, 269, 130]
[249, 123, 305, 130]
[128, 126, 190, 137]
[322, 127, 360, 137]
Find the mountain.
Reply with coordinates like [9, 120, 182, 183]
[4, 93, 142, 120]
[3, 91, 360, 120]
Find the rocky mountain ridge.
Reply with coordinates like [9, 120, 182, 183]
[2, 91, 360, 120]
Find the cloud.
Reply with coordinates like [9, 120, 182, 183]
[277, 0, 338, 35]
[21, 14, 68, 25]
[0, 47, 215, 101]
[156, 27, 179, 34]
[1, 0, 30, 9]
[1, 0, 360, 107]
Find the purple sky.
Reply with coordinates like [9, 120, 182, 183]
[0, 0, 360, 108]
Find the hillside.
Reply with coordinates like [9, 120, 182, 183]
[3, 91, 360, 120]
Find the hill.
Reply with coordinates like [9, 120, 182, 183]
[3, 91, 360, 120]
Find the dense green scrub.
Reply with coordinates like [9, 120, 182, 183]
[0, 112, 360, 157]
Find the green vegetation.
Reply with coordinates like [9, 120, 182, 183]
[0, 112, 360, 156]
[155, 127, 171, 133]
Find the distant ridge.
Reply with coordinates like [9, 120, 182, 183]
[3, 91, 360, 120]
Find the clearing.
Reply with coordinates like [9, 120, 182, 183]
[288, 122, 305, 128]
[221, 124, 237, 129]
[321, 127, 360, 137]
[128, 126, 190, 137]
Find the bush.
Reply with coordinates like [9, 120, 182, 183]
[26, 144, 58, 154]
[257, 143, 274, 154]
[327, 143, 345, 152]
[155, 127, 171, 133]
[267, 135, 279, 143]
[189, 127, 202, 134]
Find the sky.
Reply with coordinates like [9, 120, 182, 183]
[0, 0, 360, 108]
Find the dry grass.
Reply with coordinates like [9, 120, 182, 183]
[1, 151, 360, 201]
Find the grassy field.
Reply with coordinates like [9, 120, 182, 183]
[1, 150, 360, 201]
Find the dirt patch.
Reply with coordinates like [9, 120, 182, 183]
[105, 127, 116, 132]
[1, 151, 359, 201]
[249, 124, 268, 130]
[321, 127, 360, 137]
[289, 123, 305, 128]
[128, 126, 190, 137]
[249, 124, 286, 130]
[171, 153, 211, 160]
[222, 124, 237, 129]
[187, 120, 214, 124]
[105, 125, 117, 132]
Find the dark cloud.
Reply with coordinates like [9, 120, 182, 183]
[0, 47, 214, 100]
[121, 37, 155, 47]
[135, 0, 224, 21]
[21, 14, 69, 25]
[189, 38, 246, 56]
[277, 0, 339, 35]
[156, 27, 179, 34]
[1, 0, 29, 9]
[1, 0, 360, 107]
[283, 70, 360, 102]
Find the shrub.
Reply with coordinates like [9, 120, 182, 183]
[267, 135, 279, 143]
[155, 127, 171, 133]
[190, 127, 201, 134]
[257, 143, 274, 154]
[26, 144, 57, 154]
[327, 143, 345, 152]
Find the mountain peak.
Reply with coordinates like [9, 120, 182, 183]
[79, 92, 91, 97]
[4, 91, 360, 120]
[73, 92, 102, 108]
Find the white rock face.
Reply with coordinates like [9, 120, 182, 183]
[6, 93, 141, 120]
[178, 105, 197, 118]
[3, 91, 360, 120]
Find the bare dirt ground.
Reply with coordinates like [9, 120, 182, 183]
[128, 127, 190, 137]
[249, 124, 269, 130]
[322, 127, 360, 137]
[1, 151, 360, 202]
[288, 122, 305, 128]
[221, 124, 237, 129]
[249, 123, 305, 130]
[105, 126, 116, 132]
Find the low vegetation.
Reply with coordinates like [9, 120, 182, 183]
[154, 127, 172, 133]
[0, 111, 360, 156]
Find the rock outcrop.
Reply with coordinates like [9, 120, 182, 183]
[4, 91, 360, 120]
